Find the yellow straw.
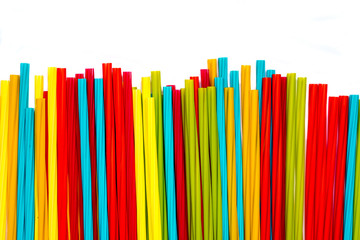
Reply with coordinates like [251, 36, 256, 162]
[0, 81, 9, 240]
[35, 98, 48, 240]
[34, 75, 44, 240]
[48, 67, 58, 240]
[7, 75, 19, 240]
[133, 88, 147, 240]
[241, 65, 251, 240]
[225, 87, 239, 240]
[207, 59, 217, 86]
[250, 90, 260, 240]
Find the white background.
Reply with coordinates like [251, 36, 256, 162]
[1, 0, 359, 108]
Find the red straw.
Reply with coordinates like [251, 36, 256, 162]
[324, 97, 338, 240]
[173, 88, 189, 240]
[112, 68, 128, 239]
[315, 84, 327, 239]
[102, 64, 119, 240]
[281, 77, 287, 238]
[85, 68, 99, 240]
[56, 68, 68, 240]
[305, 84, 319, 240]
[67, 78, 79, 240]
[123, 72, 137, 240]
[43, 91, 49, 201]
[261, 77, 271, 240]
[75, 74, 85, 240]
[333, 96, 349, 239]
[271, 74, 285, 240]
[200, 69, 210, 88]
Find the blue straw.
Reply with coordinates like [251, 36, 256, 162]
[230, 71, 244, 240]
[215, 76, 229, 240]
[78, 78, 94, 240]
[17, 63, 29, 239]
[94, 78, 109, 240]
[163, 86, 178, 240]
[24, 108, 34, 239]
[266, 69, 275, 240]
[256, 60, 265, 124]
[344, 94, 359, 239]
[218, 57, 228, 87]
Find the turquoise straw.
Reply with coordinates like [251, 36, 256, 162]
[230, 71, 244, 240]
[163, 86, 178, 240]
[215, 76, 229, 240]
[266, 69, 275, 240]
[24, 108, 34, 239]
[94, 78, 109, 240]
[344, 94, 359, 239]
[78, 78, 94, 240]
[218, 57, 228, 87]
[256, 60, 265, 124]
[17, 63, 29, 239]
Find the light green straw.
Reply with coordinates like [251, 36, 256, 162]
[151, 71, 168, 240]
[294, 77, 306, 240]
[354, 100, 360, 240]
[199, 88, 213, 239]
[207, 87, 222, 240]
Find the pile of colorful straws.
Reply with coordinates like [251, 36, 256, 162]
[0, 58, 360, 240]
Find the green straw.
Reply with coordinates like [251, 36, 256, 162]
[151, 71, 168, 240]
[207, 87, 222, 239]
[199, 88, 213, 239]
[294, 77, 306, 240]
[285, 73, 296, 240]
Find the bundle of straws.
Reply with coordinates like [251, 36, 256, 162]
[1, 58, 360, 240]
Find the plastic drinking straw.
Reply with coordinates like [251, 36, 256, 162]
[66, 78, 79, 240]
[294, 77, 306, 240]
[285, 73, 296, 240]
[0, 81, 9, 240]
[207, 87, 223, 240]
[218, 57, 228, 87]
[123, 72, 137, 240]
[185, 79, 203, 240]
[181, 87, 192, 238]
[24, 108, 34, 239]
[56, 68, 68, 240]
[7, 75, 19, 240]
[314, 84, 327, 239]
[35, 98, 48, 240]
[17, 63, 29, 239]
[78, 78, 94, 240]
[256, 60, 265, 123]
[143, 96, 162, 240]
[324, 97, 338, 240]
[199, 88, 213, 240]
[112, 68, 128, 239]
[151, 71, 168, 240]
[200, 69, 210, 88]
[354, 99, 360, 240]
[207, 59, 217, 86]
[241, 65, 251, 240]
[230, 70, 245, 240]
[163, 86, 179, 240]
[333, 96, 348, 239]
[133, 88, 147, 240]
[344, 95, 359, 239]
[260, 77, 271, 240]
[94, 78, 109, 240]
[215, 77, 229, 240]
[280, 77, 287, 240]
[250, 90, 261, 240]
[305, 84, 318, 240]
[224, 87, 240, 240]
[272, 74, 285, 240]
[172, 88, 189, 240]
[85, 69, 99, 240]
[102, 63, 118, 240]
